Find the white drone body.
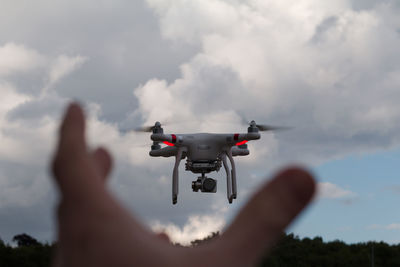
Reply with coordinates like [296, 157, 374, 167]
[138, 121, 284, 205]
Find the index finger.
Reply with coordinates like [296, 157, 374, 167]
[58, 102, 86, 156]
[51, 103, 91, 197]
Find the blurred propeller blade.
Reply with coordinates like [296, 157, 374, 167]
[256, 124, 292, 131]
[131, 143, 153, 147]
[131, 119, 190, 133]
[133, 125, 155, 132]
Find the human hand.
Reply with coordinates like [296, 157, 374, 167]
[51, 103, 316, 267]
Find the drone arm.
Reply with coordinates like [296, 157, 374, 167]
[227, 148, 237, 199]
[172, 147, 183, 205]
[151, 133, 179, 144]
[222, 153, 233, 203]
[231, 146, 249, 157]
[229, 133, 260, 146]
[149, 146, 178, 157]
[245, 132, 261, 141]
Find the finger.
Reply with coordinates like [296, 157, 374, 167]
[52, 103, 86, 179]
[58, 103, 86, 156]
[218, 167, 316, 266]
[91, 147, 113, 179]
[52, 103, 95, 197]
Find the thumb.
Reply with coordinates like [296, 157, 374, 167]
[218, 167, 316, 266]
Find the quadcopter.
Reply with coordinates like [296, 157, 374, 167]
[135, 121, 287, 205]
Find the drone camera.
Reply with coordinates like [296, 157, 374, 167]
[192, 176, 217, 193]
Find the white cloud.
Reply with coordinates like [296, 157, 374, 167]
[0, 43, 44, 76]
[140, 0, 400, 168]
[0, 1, 201, 243]
[85, 102, 155, 166]
[0, 82, 31, 116]
[0, 45, 88, 213]
[367, 223, 400, 230]
[47, 55, 87, 87]
[317, 182, 357, 200]
[0, 47, 89, 164]
[0, 41, 222, 244]
[151, 214, 226, 245]
[0, 83, 33, 162]
[386, 223, 400, 230]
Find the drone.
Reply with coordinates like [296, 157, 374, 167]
[135, 120, 287, 205]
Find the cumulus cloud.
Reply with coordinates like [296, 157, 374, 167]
[0, 83, 32, 162]
[47, 55, 87, 89]
[151, 214, 226, 245]
[0, 43, 44, 76]
[141, 0, 400, 167]
[0, 43, 91, 241]
[0, 42, 219, 243]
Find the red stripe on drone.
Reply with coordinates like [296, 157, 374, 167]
[163, 141, 175, 146]
[171, 134, 177, 143]
[234, 133, 239, 141]
[236, 140, 248, 146]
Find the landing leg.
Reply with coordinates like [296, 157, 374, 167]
[172, 148, 183, 205]
[227, 150, 237, 199]
[222, 154, 233, 203]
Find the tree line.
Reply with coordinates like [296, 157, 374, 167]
[1, 232, 400, 266]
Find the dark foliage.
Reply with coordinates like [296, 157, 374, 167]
[191, 231, 220, 247]
[0, 234, 53, 267]
[1, 232, 400, 266]
[12, 233, 40, 247]
[259, 233, 400, 267]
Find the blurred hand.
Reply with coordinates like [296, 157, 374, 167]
[51, 103, 315, 267]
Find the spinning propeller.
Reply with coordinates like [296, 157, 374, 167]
[133, 121, 162, 132]
[248, 120, 291, 132]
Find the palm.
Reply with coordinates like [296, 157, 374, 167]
[51, 104, 315, 267]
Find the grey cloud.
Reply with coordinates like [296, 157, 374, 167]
[311, 16, 339, 44]
[350, 0, 400, 10]
[0, 160, 55, 243]
[7, 94, 66, 122]
[0, 0, 199, 124]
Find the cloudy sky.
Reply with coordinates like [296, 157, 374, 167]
[1, 0, 400, 245]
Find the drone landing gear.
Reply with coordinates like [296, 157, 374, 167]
[172, 147, 183, 205]
[222, 150, 237, 204]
